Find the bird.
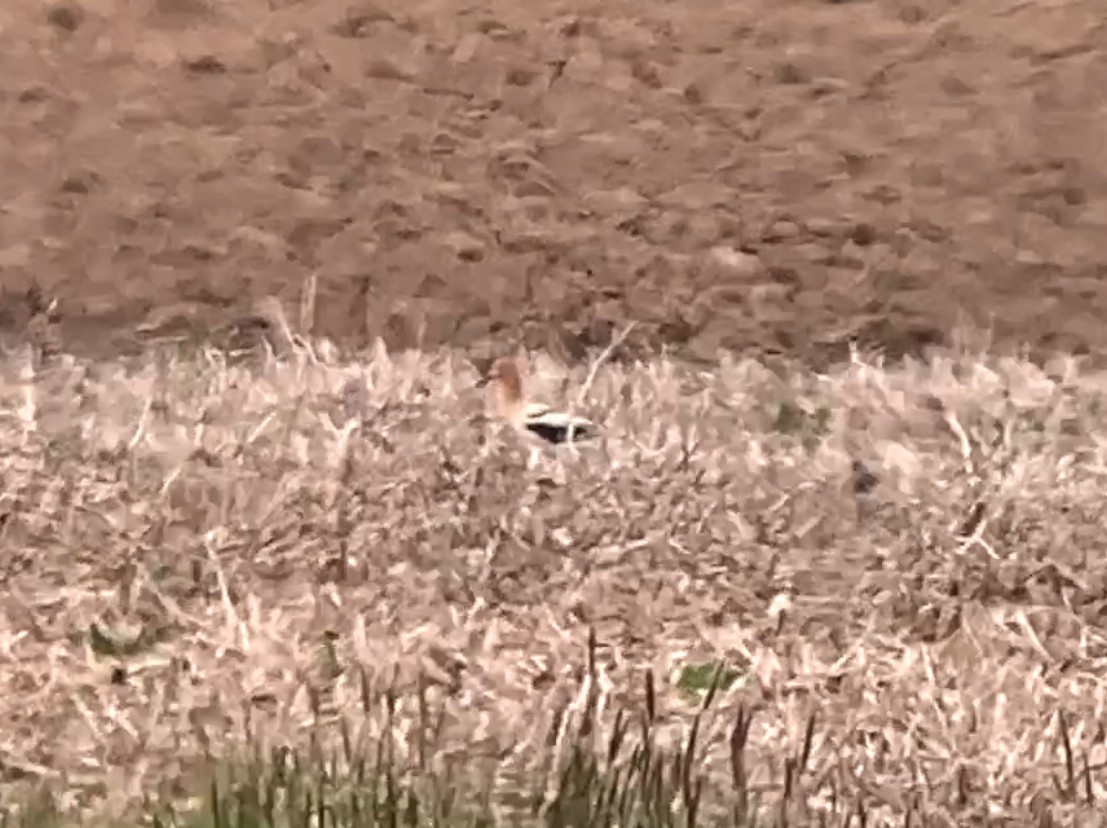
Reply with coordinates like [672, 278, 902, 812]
[483, 356, 599, 446]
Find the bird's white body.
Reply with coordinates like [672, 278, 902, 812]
[522, 401, 554, 420]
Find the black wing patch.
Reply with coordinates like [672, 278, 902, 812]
[524, 419, 597, 445]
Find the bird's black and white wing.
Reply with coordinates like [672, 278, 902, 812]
[521, 406, 599, 445]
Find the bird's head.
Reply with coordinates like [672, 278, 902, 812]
[481, 356, 525, 408]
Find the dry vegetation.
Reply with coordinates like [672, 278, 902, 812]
[3, 0, 1107, 824]
[4, 0, 1107, 365]
[2, 330, 1107, 825]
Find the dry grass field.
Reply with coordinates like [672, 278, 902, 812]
[2, 0, 1107, 365]
[5, 0, 1107, 823]
[3, 327, 1107, 825]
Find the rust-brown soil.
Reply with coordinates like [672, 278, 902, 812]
[2, 0, 1106, 365]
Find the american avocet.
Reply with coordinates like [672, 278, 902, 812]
[483, 356, 599, 446]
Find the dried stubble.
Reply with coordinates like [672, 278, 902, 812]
[2, 339, 1107, 824]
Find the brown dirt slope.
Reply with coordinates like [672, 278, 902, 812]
[1, 0, 1106, 365]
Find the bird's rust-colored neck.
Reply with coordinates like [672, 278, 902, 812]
[489, 356, 526, 419]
